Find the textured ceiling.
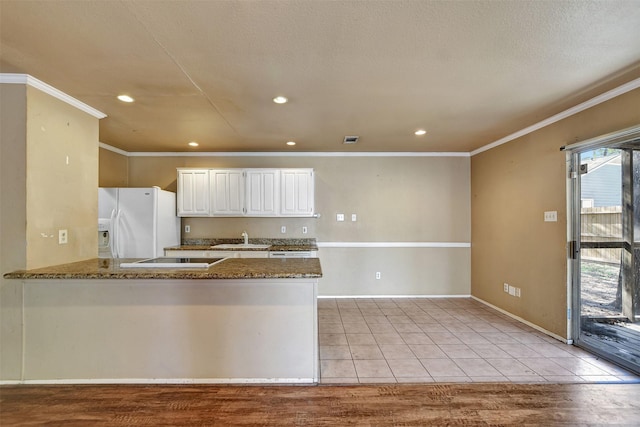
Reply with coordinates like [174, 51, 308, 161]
[1, 0, 640, 153]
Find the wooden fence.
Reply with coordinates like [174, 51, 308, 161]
[581, 206, 622, 264]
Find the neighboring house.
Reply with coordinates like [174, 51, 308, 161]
[580, 153, 622, 264]
[581, 154, 621, 208]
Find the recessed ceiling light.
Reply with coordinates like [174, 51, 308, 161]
[286, 141, 296, 146]
[117, 95, 134, 103]
[188, 141, 199, 147]
[414, 129, 427, 136]
[273, 96, 288, 104]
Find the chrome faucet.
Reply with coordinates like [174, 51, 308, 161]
[241, 230, 249, 245]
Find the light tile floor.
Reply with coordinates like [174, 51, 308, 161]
[319, 297, 640, 384]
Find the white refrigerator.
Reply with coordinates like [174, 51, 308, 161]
[98, 187, 180, 258]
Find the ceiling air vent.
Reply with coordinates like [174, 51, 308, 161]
[343, 136, 359, 144]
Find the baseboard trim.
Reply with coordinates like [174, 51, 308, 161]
[0, 377, 315, 386]
[470, 296, 568, 344]
[318, 294, 471, 299]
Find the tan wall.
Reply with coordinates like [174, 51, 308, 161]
[320, 247, 470, 296]
[0, 84, 28, 380]
[98, 147, 128, 187]
[471, 88, 640, 338]
[0, 83, 100, 380]
[128, 156, 471, 242]
[25, 86, 99, 268]
[128, 155, 471, 296]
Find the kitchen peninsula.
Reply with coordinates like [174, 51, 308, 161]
[4, 256, 322, 384]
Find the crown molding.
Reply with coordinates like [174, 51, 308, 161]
[98, 142, 129, 156]
[74, 75, 640, 157]
[0, 73, 106, 119]
[471, 77, 640, 157]
[97, 143, 470, 157]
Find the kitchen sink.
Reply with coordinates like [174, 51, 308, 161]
[120, 257, 226, 268]
[211, 244, 272, 249]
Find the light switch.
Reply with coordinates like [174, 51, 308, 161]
[544, 211, 558, 222]
[336, 214, 345, 222]
[351, 214, 357, 222]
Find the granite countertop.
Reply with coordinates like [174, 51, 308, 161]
[4, 257, 322, 280]
[167, 244, 318, 251]
[166, 238, 318, 252]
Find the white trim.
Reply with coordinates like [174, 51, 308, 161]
[5, 75, 638, 158]
[471, 296, 569, 344]
[0, 73, 106, 119]
[0, 73, 28, 84]
[21, 283, 25, 381]
[0, 377, 315, 385]
[99, 142, 129, 156]
[97, 143, 471, 158]
[317, 242, 470, 248]
[471, 77, 640, 156]
[318, 295, 471, 299]
[565, 152, 575, 343]
[561, 123, 640, 153]
[126, 151, 470, 158]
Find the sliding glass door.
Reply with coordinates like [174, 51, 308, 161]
[568, 129, 640, 373]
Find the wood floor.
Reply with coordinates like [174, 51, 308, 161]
[2, 383, 640, 426]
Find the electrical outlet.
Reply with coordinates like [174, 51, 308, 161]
[336, 213, 345, 222]
[503, 283, 509, 293]
[375, 272, 381, 280]
[281, 226, 286, 234]
[58, 229, 68, 244]
[302, 226, 308, 234]
[185, 225, 191, 233]
[515, 287, 521, 298]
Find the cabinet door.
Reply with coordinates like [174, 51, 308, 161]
[177, 170, 210, 216]
[280, 169, 314, 216]
[210, 170, 244, 215]
[245, 170, 279, 216]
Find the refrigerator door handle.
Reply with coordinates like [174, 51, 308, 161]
[115, 209, 123, 258]
[109, 209, 118, 258]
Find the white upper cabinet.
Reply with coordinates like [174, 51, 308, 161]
[210, 170, 245, 216]
[176, 168, 314, 217]
[280, 169, 314, 216]
[177, 169, 210, 217]
[245, 169, 279, 216]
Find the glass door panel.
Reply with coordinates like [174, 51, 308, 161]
[579, 149, 622, 318]
[574, 145, 640, 373]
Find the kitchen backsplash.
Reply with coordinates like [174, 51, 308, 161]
[181, 237, 317, 246]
